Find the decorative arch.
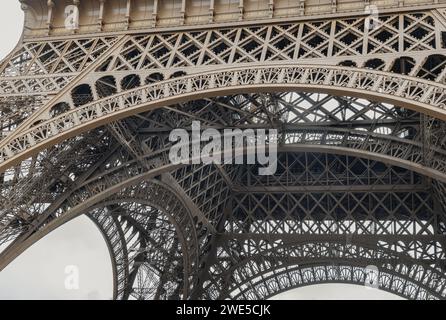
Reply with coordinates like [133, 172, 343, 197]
[391, 56, 417, 75]
[364, 59, 386, 70]
[232, 264, 441, 300]
[72, 180, 201, 300]
[121, 74, 141, 91]
[1, 144, 445, 275]
[170, 71, 187, 79]
[49, 102, 70, 118]
[417, 54, 446, 81]
[71, 84, 94, 107]
[146, 73, 164, 84]
[1, 146, 445, 299]
[4, 4, 446, 302]
[1, 64, 446, 173]
[194, 238, 446, 300]
[208, 240, 446, 300]
[338, 60, 357, 67]
[96, 76, 118, 98]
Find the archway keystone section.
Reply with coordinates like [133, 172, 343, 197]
[1, 64, 446, 173]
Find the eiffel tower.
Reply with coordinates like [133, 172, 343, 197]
[1, 0, 446, 300]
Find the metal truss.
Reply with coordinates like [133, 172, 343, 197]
[203, 237, 446, 300]
[20, 0, 446, 36]
[2, 2, 446, 300]
[85, 11, 445, 74]
[89, 180, 204, 300]
[232, 264, 443, 300]
[2, 9, 446, 145]
[3, 64, 446, 172]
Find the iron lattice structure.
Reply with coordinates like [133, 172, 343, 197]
[2, 0, 446, 300]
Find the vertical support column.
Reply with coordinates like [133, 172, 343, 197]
[229, 29, 242, 63]
[152, 0, 159, 27]
[327, 20, 336, 57]
[421, 114, 435, 168]
[362, 1, 370, 56]
[331, 0, 337, 14]
[72, 0, 80, 33]
[293, 23, 304, 60]
[268, 0, 274, 18]
[197, 31, 212, 65]
[260, 26, 273, 61]
[209, 0, 215, 22]
[435, 12, 443, 49]
[239, 0, 244, 21]
[91, 79, 100, 101]
[46, 0, 55, 35]
[432, 195, 442, 236]
[399, 14, 404, 53]
[124, 0, 132, 30]
[98, 0, 106, 31]
[298, 0, 305, 16]
[180, 0, 186, 25]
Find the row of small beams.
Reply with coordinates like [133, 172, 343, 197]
[41, 0, 274, 30]
[22, 0, 430, 34]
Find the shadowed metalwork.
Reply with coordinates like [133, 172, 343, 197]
[1, 0, 446, 300]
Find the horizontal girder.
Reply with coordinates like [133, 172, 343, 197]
[18, 1, 446, 38]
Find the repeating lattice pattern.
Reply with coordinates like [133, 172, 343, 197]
[2, 6, 446, 300]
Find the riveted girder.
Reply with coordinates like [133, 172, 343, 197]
[2, 1, 446, 300]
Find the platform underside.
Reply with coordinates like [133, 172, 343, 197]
[1, 1, 446, 300]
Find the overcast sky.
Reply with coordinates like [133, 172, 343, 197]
[0, 0, 401, 300]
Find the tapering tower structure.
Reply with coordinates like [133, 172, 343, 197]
[1, 0, 446, 300]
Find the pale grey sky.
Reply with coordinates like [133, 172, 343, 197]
[0, 0, 401, 300]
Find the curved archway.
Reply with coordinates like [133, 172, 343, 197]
[170, 71, 187, 79]
[213, 240, 446, 300]
[1, 64, 446, 173]
[339, 60, 357, 67]
[391, 56, 416, 75]
[49, 102, 70, 118]
[56, 179, 200, 300]
[1, 146, 445, 299]
[90, 198, 194, 300]
[2, 67, 446, 300]
[1, 146, 443, 277]
[95, 76, 117, 98]
[193, 236, 446, 299]
[71, 84, 94, 107]
[121, 74, 141, 91]
[269, 283, 403, 300]
[232, 264, 440, 300]
[364, 59, 386, 70]
[0, 215, 113, 299]
[417, 55, 446, 81]
[146, 73, 164, 84]
[3, 4, 446, 302]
